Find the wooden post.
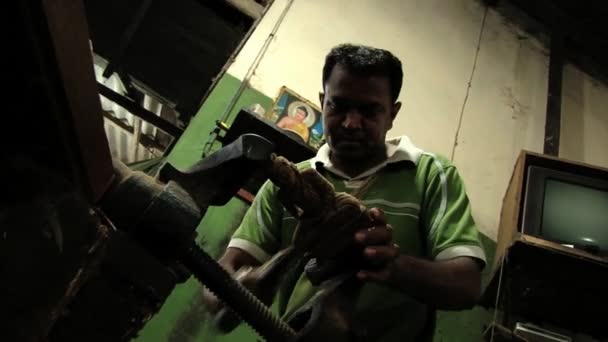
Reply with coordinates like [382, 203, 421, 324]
[543, 31, 564, 156]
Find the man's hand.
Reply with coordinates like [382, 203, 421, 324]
[202, 265, 258, 313]
[202, 247, 261, 314]
[352, 207, 483, 310]
[353, 208, 400, 283]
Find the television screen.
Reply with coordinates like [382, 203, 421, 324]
[542, 179, 608, 250]
[522, 165, 608, 255]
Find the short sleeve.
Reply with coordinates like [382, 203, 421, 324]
[228, 180, 283, 263]
[421, 160, 486, 266]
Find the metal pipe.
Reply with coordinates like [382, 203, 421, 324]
[219, 0, 295, 124]
[202, 0, 295, 156]
[98, 83, 184, 138]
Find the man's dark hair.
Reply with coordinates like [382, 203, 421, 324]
[322, 44, 403, 102]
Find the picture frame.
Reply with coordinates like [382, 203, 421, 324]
[269, 86, 325, 149]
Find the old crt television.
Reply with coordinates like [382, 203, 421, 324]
[521, 165, 608, 256]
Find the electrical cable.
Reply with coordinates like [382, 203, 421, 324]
[450, 5, 489, 162]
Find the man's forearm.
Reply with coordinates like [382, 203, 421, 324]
[387, 255, 482, 310]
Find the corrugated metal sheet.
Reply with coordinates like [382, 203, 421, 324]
[94, 62, 164, 164]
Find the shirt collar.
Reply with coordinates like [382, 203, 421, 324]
[310, 135, 424, 180]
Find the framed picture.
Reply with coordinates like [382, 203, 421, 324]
[270, 86, 325, 149]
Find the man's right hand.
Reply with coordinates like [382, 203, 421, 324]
[201, 247, 262, 331]
[204, 265, 257, 331]
[202, 286, 221, 314]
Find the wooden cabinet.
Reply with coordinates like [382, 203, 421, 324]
[486, 151, 608, 339]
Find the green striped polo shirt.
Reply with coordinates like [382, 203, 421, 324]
[228, 135, 486, 341]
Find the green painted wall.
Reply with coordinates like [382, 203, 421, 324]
[134, 74, 273, 342]
[433, 233, 496, 342]
[134, 73, 498, 342]
[166, 74, 274, 170]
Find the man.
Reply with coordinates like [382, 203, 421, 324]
[207, 44, 486, 341]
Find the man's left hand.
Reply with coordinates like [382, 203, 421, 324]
[353, 208, 400, 283]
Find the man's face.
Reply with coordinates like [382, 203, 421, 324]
[320, 64, 401, 162]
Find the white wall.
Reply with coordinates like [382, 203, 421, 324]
[560, 63, 608, 169]
[448, 8, 549, 238]
[227, 0, 608, 239]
